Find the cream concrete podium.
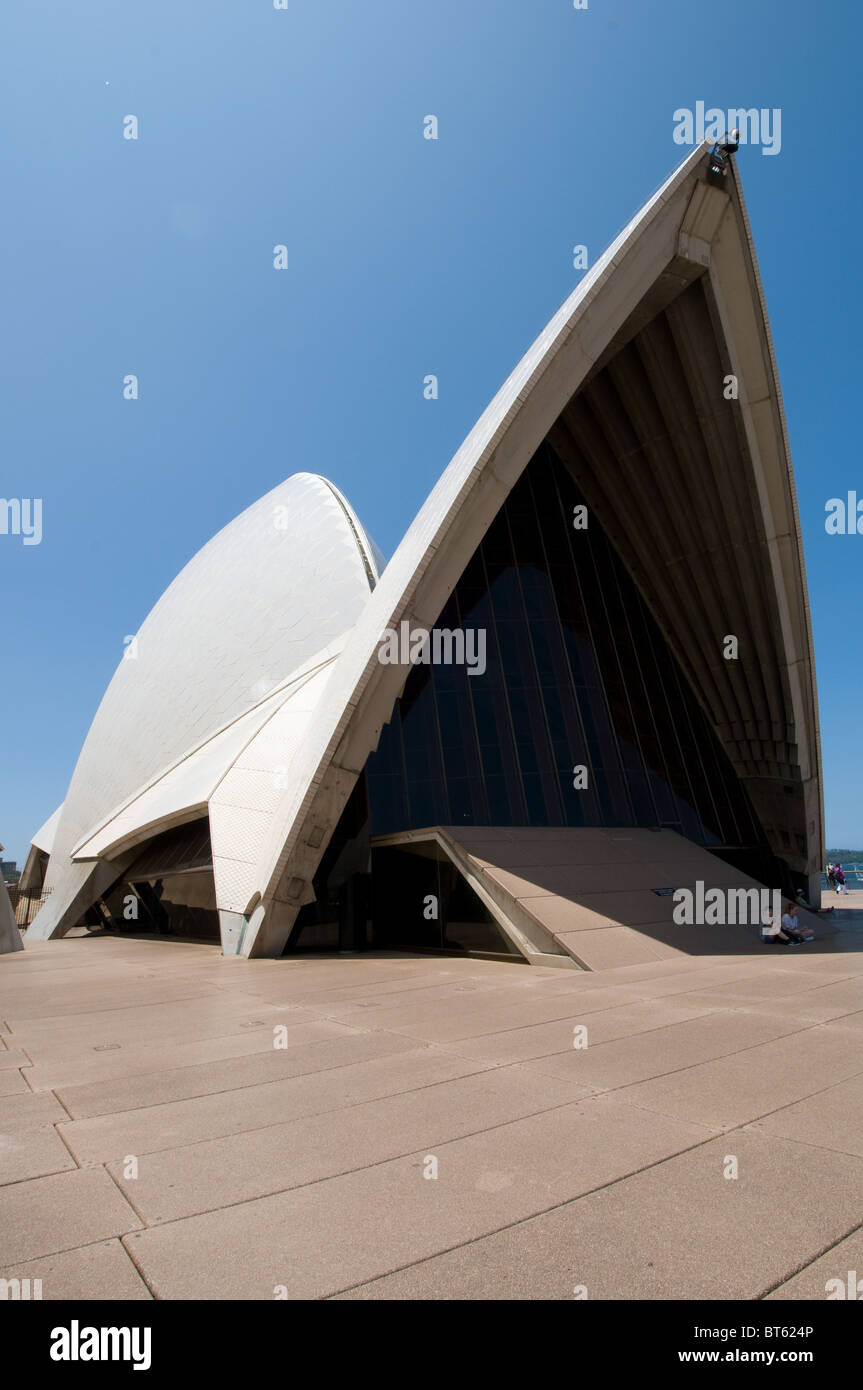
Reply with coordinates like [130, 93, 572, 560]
[0, 877, 23, 954]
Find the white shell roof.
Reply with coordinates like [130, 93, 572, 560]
[41, 473, 380, 907]
[31, 804, 63, 855]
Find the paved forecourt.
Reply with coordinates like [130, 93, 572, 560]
[2, 918, 863, 1300]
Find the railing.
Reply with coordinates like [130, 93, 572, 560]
[822, 864, 863, 888]
[6, 885, 53, 928]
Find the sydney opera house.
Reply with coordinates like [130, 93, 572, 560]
[23, 141, 824, 969]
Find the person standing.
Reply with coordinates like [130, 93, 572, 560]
[827, 863, 836, 891]
[835, 864, 846, 894]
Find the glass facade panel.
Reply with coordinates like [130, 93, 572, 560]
[367, 443, 770, 854]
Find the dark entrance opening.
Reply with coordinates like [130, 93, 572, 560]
[370, 842, 522, 960]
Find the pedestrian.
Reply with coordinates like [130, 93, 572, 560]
[827, 863, 836, 891]
[835, 864, 846, 894]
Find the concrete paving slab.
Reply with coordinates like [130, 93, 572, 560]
[0, 1046, 33, 1070]
[372, 964, 786, 1043]
[105, 1064, 593, 1224]
[557, 889, 682, 927]
[0, 1069, 30, 1096]
[234, 957, 498, 1006]
[596, 961, 779, 1000]
[260, 967, 494, 1008]
[554, 924, 677, 968]
[434, 997, 720, 1065]
[5, 997, 317, 1053]
[0, 1091, 68, 1131]
[710, 991, 863, 1027]
[373, 986, 654, 1042]
[0, 1238, 153, 1300]
[747, 1072, 863, 1157]
[333, 1132, 863, 1300]
[0, 1168, 143, 1264]
[122, 1095, 710, 1298]
[676, 969, 855, 1007]
[0, 982, 216, 1021]
[767, 1227, 863, 1300]
[20, 1040, 261, 1093]
[20, 1017, 350, 1092]
[520, 1007, 804, 1091]
[308, 977, 525, 1020]
[814, 1007, 863, 1033]
[55, 1027, 417, 1118]
[597, 955, 757, 982]
[614, 1022, 863, 1129]
[745, 975, 863, 1012]
[59, 1047, 520, 1165]
[0, 1125, 77, 1185]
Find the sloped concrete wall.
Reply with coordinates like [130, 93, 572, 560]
[441, 827, 833, 970]
[0, 878, 23, 954]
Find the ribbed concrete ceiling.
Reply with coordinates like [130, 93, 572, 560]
[548, 273, 808, 869]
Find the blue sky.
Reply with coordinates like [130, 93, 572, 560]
[1, 0, 860, 863]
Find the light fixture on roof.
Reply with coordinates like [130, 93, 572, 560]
[706, 133, 737, 189]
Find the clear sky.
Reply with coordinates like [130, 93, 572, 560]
[1, 0, 860, 863]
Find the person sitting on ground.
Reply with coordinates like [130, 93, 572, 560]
[796, 887, 834, 914]
[781, 901, 815, 944]
[761, 906, 793, 945]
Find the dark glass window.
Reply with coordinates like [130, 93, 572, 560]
[366, 442, 770, 854]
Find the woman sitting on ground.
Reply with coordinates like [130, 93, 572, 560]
[762, 901, 814, 945]
[761, 907, 793, 945]
[781, 901, 815, 943]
